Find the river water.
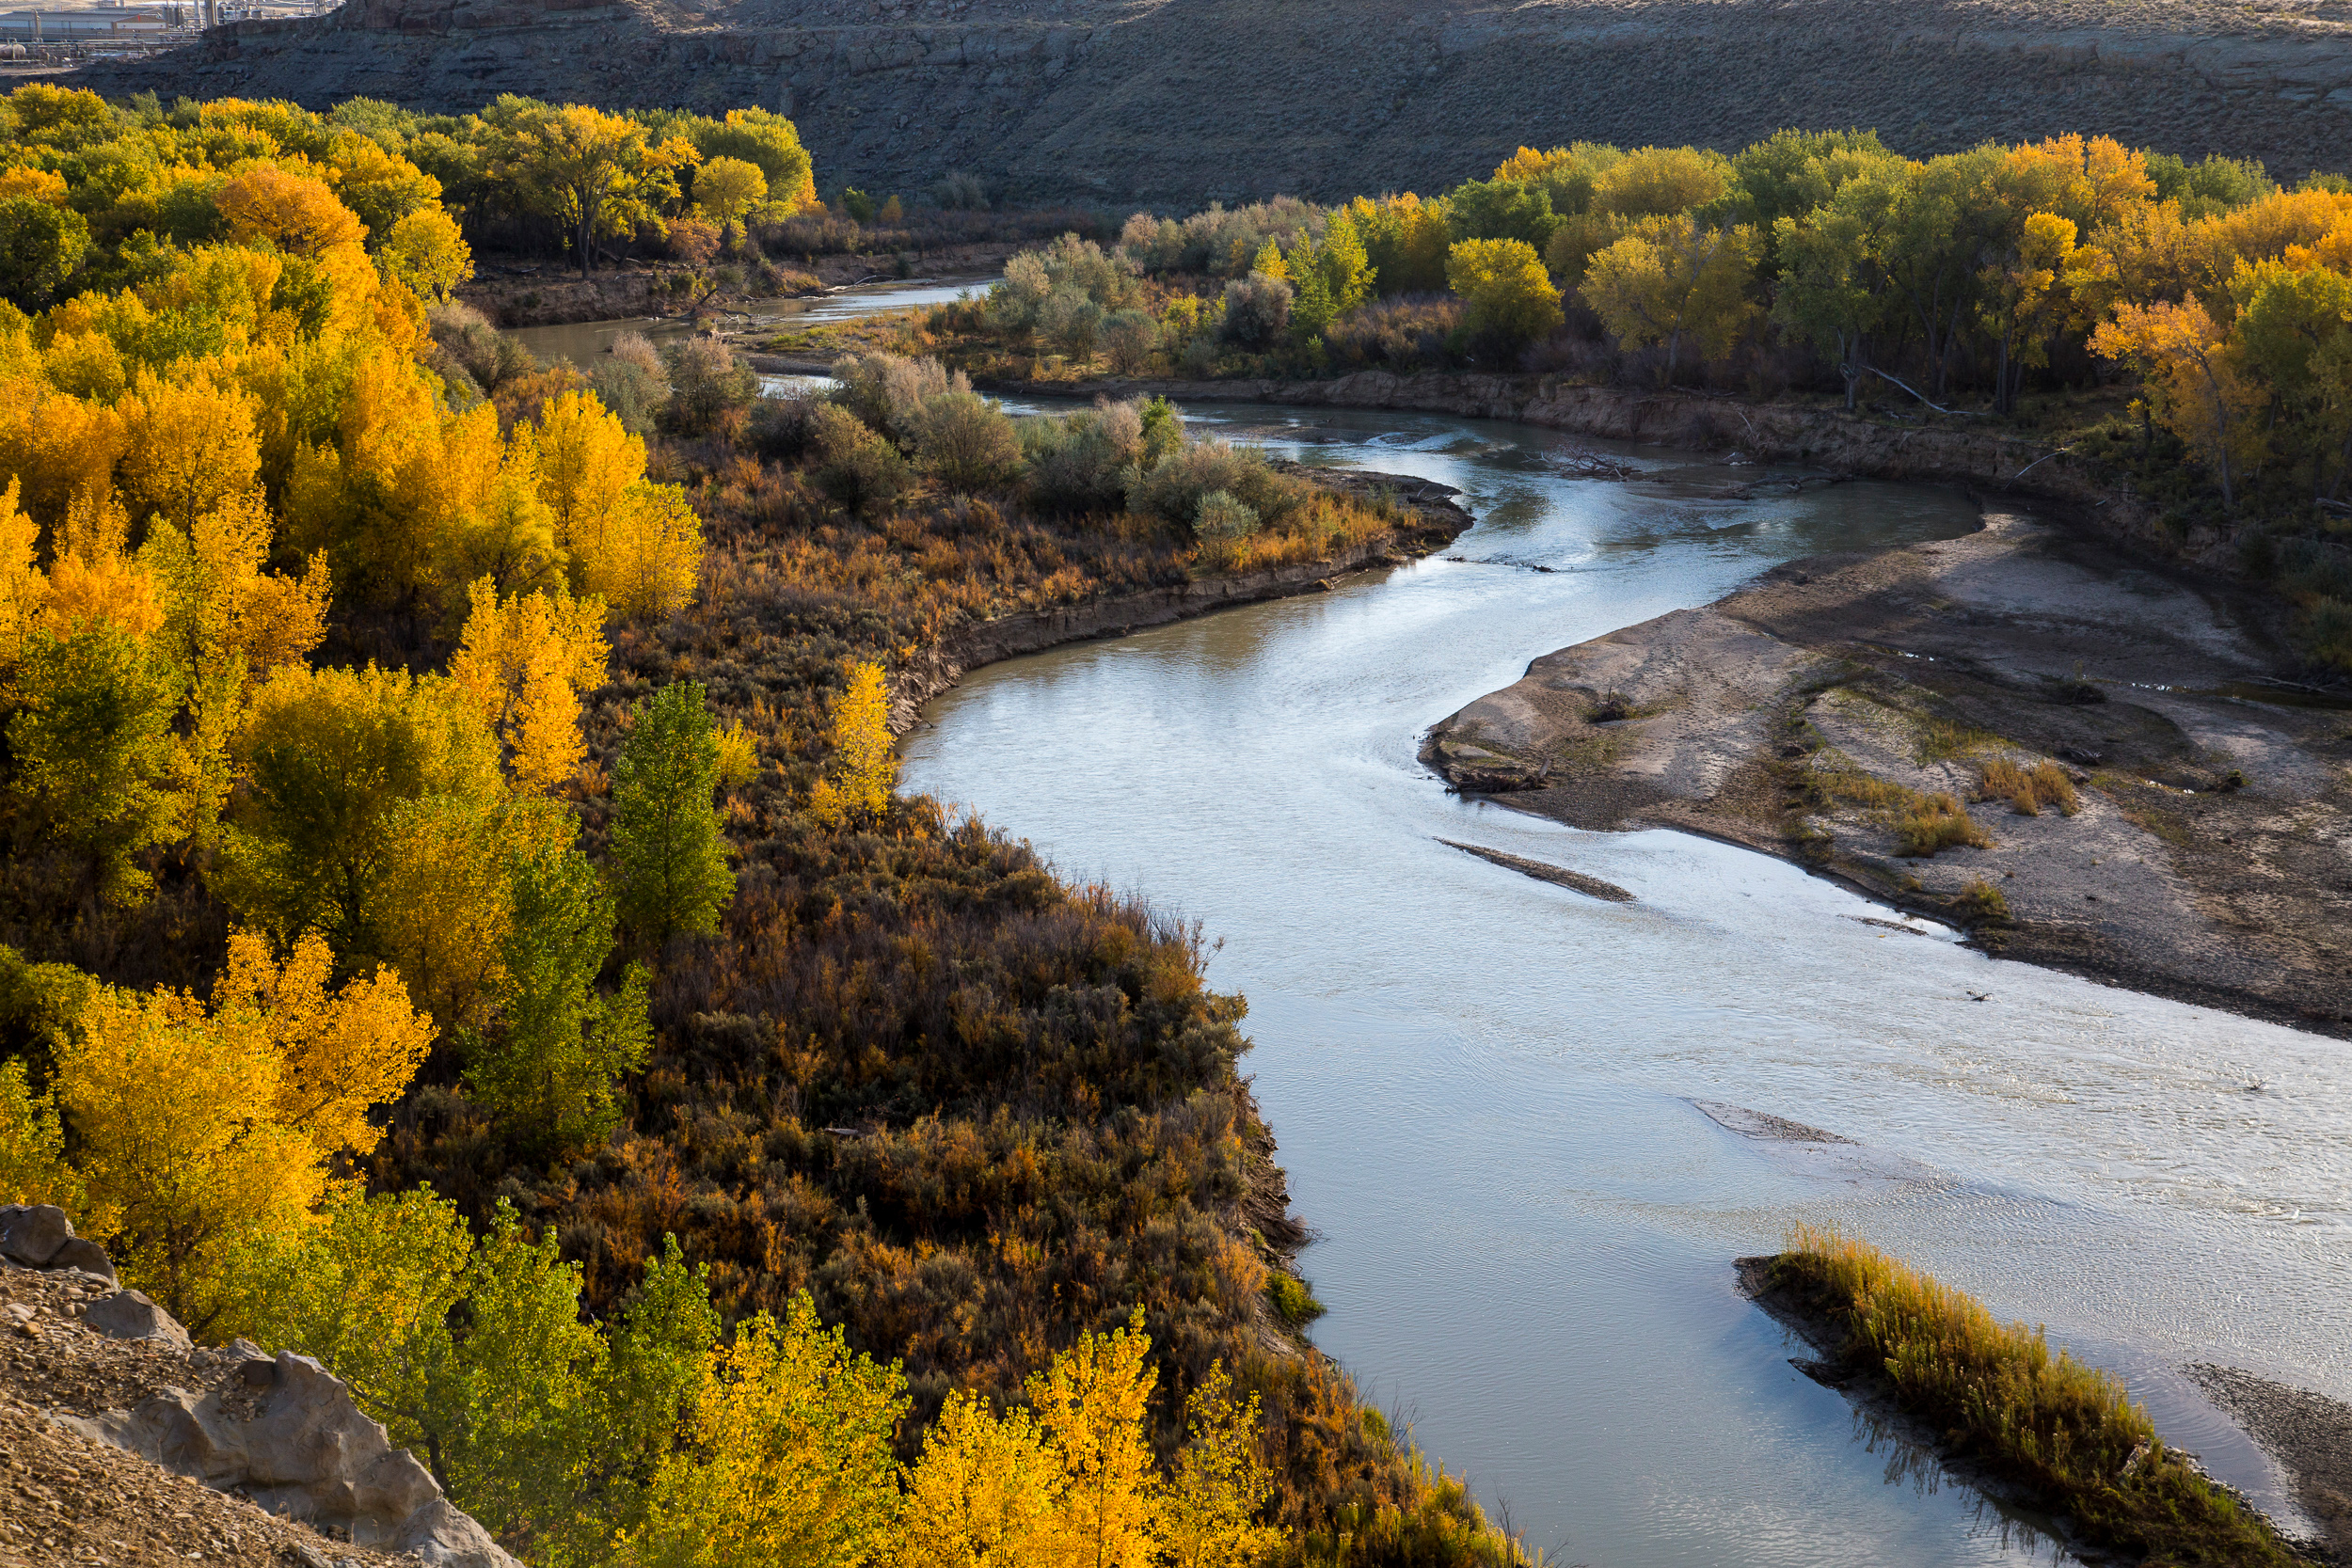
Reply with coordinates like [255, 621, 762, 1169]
[897, 403, 2352, 1566]
[505, 275, 992, 369]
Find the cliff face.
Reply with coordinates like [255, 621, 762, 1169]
[59, 0, 2352, 209]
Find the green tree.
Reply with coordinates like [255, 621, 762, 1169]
[218, 1184, 474, 1426]
[223, 662, 503, 955]
[463, 832, 651, 1156]
[8, 622, 181, 905]
[407, 1201, 604, 1528]
[0, 194, 87, 309]
[610, 680, 735, 947]
[1772, 170, 1904, 409]
[1729, 127, 1896, 271]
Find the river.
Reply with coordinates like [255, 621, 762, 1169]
[895, 403, 2352, 1566]
[504, 276, 993, 370]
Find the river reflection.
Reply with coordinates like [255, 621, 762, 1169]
[901, 403, 2342, 1565]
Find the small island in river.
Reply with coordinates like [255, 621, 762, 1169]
[1424, 498, 2352, 1037]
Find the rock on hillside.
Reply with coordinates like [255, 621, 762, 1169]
[56, 0, 2352, 206]
[0, 1217, 514, 1568]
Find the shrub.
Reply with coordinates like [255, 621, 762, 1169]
[830, 351, 967, 446]
[1894, 792, 1992, 856]
[1102, 308, 1158, 374]
[1021, 401, 1144, 515]
[1192, 489, 1259, 541]
[987, 233, 1140, 335]
[1127, 437, 1306, 530]
[810, 403, 911, 516]
[1218, 271, 1291, 349]
[932, 170, 990, 212]
[1118, 198, 1324, 277]
[1327, 295, 1465, 371]
[2304, 594, 2352, 672]
[1267, 1270, 1326, 1326]
[1038, 285, 1104, 358]
[914, 391, 1023, 493]
[660, 338, 758, 436]
[430, 301, 536, 393]
[589, 331, 670, 435]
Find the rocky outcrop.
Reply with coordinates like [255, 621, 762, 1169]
[66, 1347, 515, 1566]
[2, 1257, 515, 1568]
[56, 0, 2352, 208]
[2, 1201, 119, 1283]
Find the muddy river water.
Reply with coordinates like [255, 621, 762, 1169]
[895, 403, 2352, 1565]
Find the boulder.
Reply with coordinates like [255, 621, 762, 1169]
[0, 1203, 72, 1265]
[395, 1497, 518, 1568]
[47, 1237, 117, 1283]
[0, 1203, 118, 1281]
[62, 1348, 517, 1568]
[84, 1290, 194, 1352]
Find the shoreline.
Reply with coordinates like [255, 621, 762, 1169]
[881, 466, 1475, 733]
[1422, 494, 2352, 1041]
[768, 345, 2352, 1038]
[739, 353, 2229, 578]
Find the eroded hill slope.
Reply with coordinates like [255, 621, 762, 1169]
[61, 0, 2352, 206]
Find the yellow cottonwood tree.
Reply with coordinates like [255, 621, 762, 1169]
[903, 1390, 1064, 1567]
[44, 485, 164, 642]
[1161, 1363, 1279, 1568]
[450, 578, 612, 793]
[0, 478, 47, 667]
[2091, 295, 2265, 507]
[530, 389, 646, 546]
[628, 1291, 909, 1568]
[583, 482, 705, 621]
[57, 930, 432, 1330]
[809, 661, 894, 828]
[118, 365, 264, 534]
[1582, 216, 1760, 384]
[216, 928, 435, 1157]
[142, 487, 329, 832]
[1028, 1307, 1162, 1568]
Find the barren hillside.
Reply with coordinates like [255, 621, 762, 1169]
[63, 0, 2352, 213]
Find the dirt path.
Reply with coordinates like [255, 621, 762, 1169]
[1425, 500, 2352, 1036]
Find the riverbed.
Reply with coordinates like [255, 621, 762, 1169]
[898, 404, 2349, 1565]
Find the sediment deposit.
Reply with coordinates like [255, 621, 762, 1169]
[1425, 500, 2352, 1034]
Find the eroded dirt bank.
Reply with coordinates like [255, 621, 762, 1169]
[1424, 500, 2352, 1037]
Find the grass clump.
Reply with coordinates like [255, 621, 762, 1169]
[1769, 1227, 2302, 1567]
[1269, 1269, 1327, 1327]
[1894, 792, 1993, 856]
[1952, 877, 2012, 926]
[1978, 757, 2081, 816]
[1914, 716, 2001, 765]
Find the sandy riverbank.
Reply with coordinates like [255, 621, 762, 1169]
[1424, 498, 2352, 1037]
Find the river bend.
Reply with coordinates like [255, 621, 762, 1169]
[900, 402, 2350, 1567]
